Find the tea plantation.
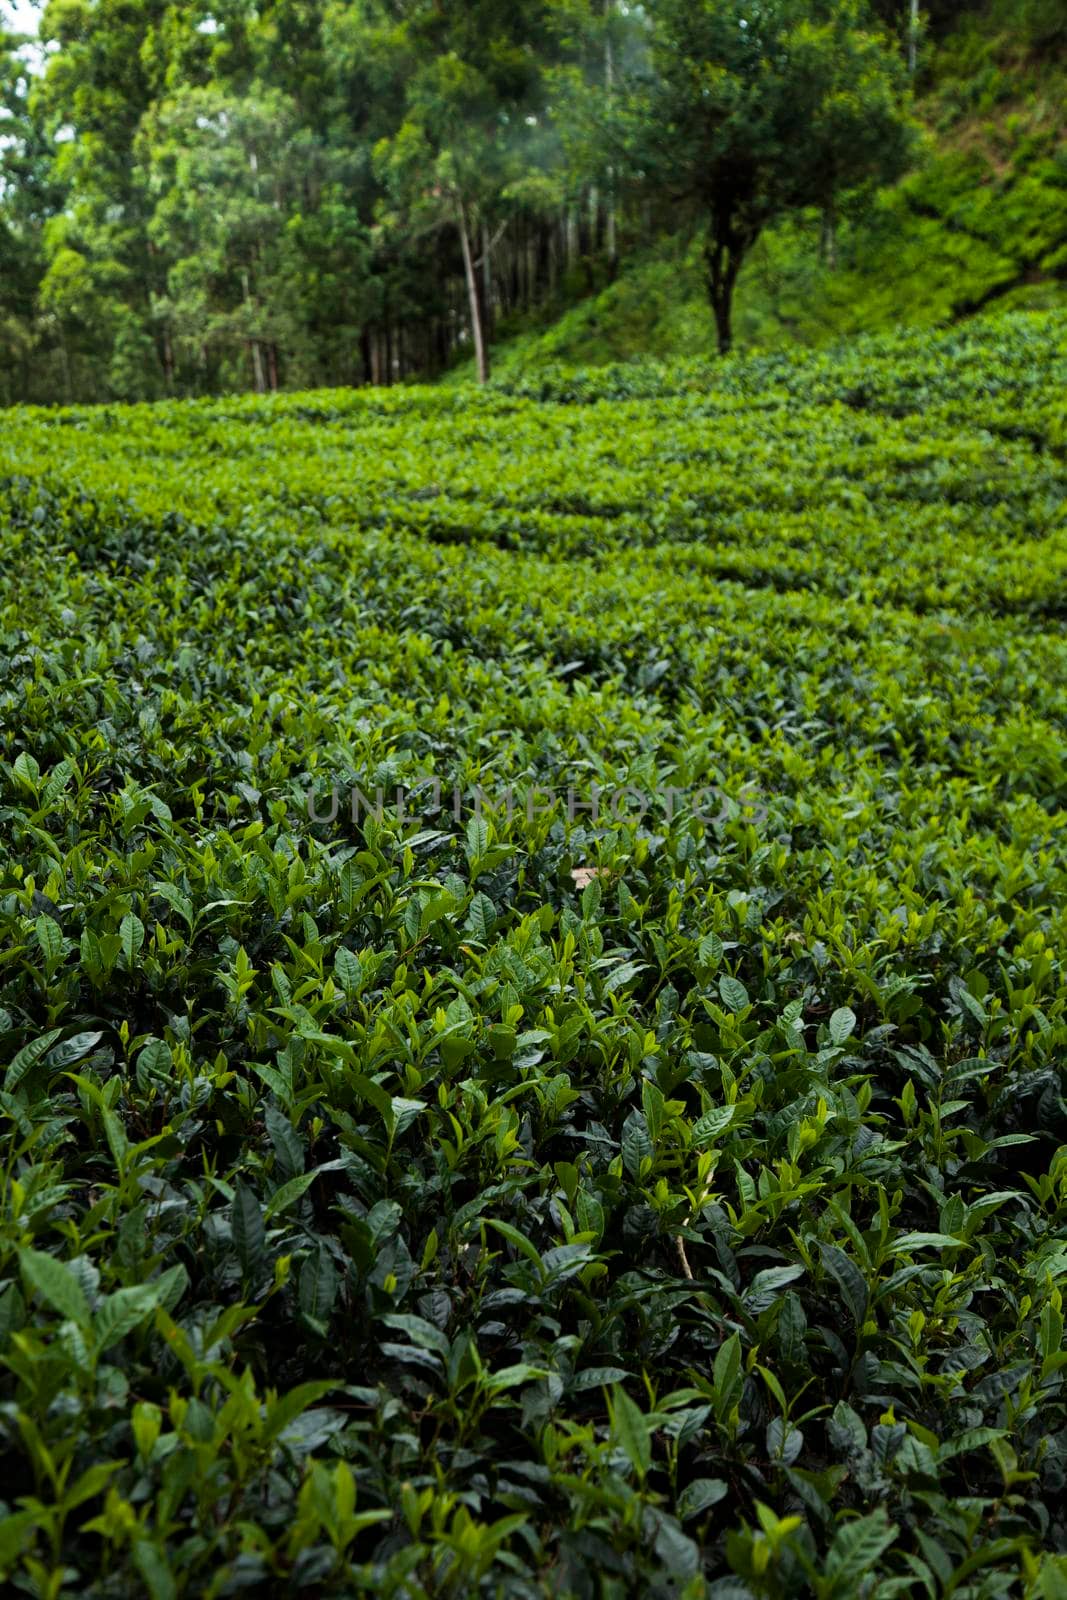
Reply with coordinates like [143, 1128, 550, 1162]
[1, 309, 1066, 1599]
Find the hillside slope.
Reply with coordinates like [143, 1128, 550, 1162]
[479, 36, 1067, 374]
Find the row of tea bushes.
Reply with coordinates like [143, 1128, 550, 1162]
[0, 309, 1065, 1596]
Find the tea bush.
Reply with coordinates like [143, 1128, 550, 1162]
[1, 309, 1066, 1598]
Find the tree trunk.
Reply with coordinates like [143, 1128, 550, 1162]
[512, 218, 523, 312]
[457, 199, 489, 384]
[822, 202, 838, 271]
[546, 221, 557, 294]
[60, 336, 72, 404]
[480, 222, 494, 343]
[908, 0, 919, 73]
[705, 225, 747, 356]
[241, 268, 266, 393]
[605, 183, 617, 272]
[565, 204, 579, 270]
[605, 1, 617, 269]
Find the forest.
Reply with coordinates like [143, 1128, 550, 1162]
[1, 0, 1063, 402]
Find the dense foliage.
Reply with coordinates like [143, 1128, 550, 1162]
[1, 0, 1060, 401]
[1, 308, 1066, 1594]
[483, 48, 1067, 375]
[559, 0, 915, 353]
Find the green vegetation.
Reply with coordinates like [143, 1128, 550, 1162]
[473, 50, 1067, 374]
[1, 307, 1066, 1594]
[2, 2, 1065, 1595]
[1, 0, 1064, 402]
[553, 0, 916, 354]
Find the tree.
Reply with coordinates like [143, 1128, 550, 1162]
[372, 1, 552, 384]
[0, 0, 969, 400]
[136, 84, 327, 391]
[780, 11, 921, 263]
[30, 0, 179, 396]
[544, 0, 643, 272]
[1, 8, 55, 402]
[374, 65, 498, 386]
[610, 0, 917, 352]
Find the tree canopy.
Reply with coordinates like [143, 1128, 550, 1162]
[0, 0, 1001, 399]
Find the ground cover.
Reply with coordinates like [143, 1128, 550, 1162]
[0, 308, 1066, 1596]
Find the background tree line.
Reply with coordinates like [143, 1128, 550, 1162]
[0, 0, 1062, 402]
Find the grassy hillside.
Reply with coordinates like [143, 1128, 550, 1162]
[479, 30, 1067, 375]
[1, 308, 1066, 1595]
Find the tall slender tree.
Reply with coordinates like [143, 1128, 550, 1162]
[1, 9, 55, 401]
[372, 0, 552, 383]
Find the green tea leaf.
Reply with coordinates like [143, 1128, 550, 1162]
[5, 1027, 63, 1092]
[231, 1182, 265, 1282]
[19, 1247, 91, 1326]
[719, 975, 749, 1012]
[120, 913, 145, 965]
[611, 1386, 651, 1478]
[829, 1006, 857, 1045]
